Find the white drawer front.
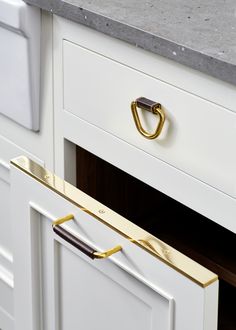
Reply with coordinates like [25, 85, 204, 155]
[11, 156, 218, 330]
[63, 40, 236, 198]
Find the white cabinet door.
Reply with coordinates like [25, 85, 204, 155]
[11, 156, 218, 330]
[0, 137, 46, 330]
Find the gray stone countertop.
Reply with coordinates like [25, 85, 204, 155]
[24, 0, 236, 86]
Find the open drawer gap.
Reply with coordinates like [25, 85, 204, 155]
[75, 145, 236, 330]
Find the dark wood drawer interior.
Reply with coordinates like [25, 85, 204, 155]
[75, 145, 236, 330]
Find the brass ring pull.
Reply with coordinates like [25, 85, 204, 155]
[52, 215, 122, 259]
[131, 97, 165, 139]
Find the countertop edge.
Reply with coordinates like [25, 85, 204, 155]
[25, 0, 236, 86]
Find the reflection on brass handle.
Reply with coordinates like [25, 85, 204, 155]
[131, 97, 165, 139]
[52, 215, 122, 259]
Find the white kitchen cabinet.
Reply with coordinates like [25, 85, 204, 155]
[0, 11, 53, 330]
[54, 16, 236, 234]
[0, 12, 53, 168]
[0, 8, 235, 330]
[51, 15, 235, 329]
[10, 156, 218, 330]
[0, 0, 40, 130]
[63, 39, 236, 198]
[0, 135, 47, 330]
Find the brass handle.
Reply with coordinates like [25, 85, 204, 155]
[52, 215, 122, 259]
[131, 97, 165, 139]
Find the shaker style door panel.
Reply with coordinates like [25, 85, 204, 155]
[39, 215, 173, 330]
[11, 156, 218, 330]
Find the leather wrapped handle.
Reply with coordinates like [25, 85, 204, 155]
[136, 97, 161, 113]
[52, 214, 122, 259]
[53, 225, 96, 259]
[131, 97, 165, 139]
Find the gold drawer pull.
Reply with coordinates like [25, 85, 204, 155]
[93, 245, 122, 259]
[52, 215, 122, 259]
[131, 97, 165, 139]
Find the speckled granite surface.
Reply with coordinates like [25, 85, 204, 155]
[24, 0, 236, 85]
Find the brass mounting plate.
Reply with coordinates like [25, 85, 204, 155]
[11, 156, 218, 288]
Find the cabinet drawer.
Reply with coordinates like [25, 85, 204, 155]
[63, 40, 236, 198]
[11, 156, 218, 330]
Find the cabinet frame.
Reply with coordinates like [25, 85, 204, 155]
[53, 15, 236, 234]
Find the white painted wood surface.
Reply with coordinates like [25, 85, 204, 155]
[0, 0, 40, 130]
[0, 305, 14, 330]
[0, 12, 53, 172]
[63, 39, 236, 198]
[0, 12, 53, 330]
[0, 135, 46, 330]
[0, 134, 44, 256]
[54, 16, 236, 114]
[0, 11, 233, 330]
[53, 16, 236, 233]
[11, 162, 218, 330]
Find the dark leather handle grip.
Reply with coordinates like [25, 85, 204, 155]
[136, 97, 160, 113]
[53, 225, 96, 259]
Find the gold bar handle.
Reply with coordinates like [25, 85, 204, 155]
[131, 97, 165, 139]
[93, 245, 122, 259]
[52, 215, 122, 259]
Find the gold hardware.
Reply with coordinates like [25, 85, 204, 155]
[52, 214, 74, 227]
[93, 245, 122, 259]
[131, 100, 165, 139]
[52, 213, 122, 259]
[11, 156, 218, 288]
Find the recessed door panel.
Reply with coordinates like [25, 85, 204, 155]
[58, 245, 171, 330]
[10, 156, 218, 330]
[38, 214, 172, 330]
